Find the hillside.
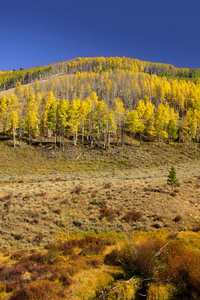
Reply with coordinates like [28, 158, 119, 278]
[1, 57, 200, 150]
[0, 57, 200, 299]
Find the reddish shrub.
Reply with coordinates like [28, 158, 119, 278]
[11, 251, 26, 260]
[159, 241, 200, 294]
[100, 207, 120, 220]
[58, 242, 75, 256]
[134, 240, 162, 278]
[48, 272, 59, 281]
[91, 191, 98, 197]
[29, 253, 46, 264]
[87, 258, 102, 268]
[35, 232, 44, 241]
[72, 185, 83, 194]
[104, 182, 112, 189]
[30, 218, 39, 225]
[13, 234, 23, 240]
[10, 280, 66, 300]
[36, 192, 46, 197]
[61, 199, 68, 204]
[173, 215, 182, 222]
[0, 193, 13, 201]
[80, 243, 105, 256]
[4, 200, 12, 209]
[53, 208, 62, 215]
[0, 265, 26, 281]
[104, 249, 122, 266]
[59, 274, 72, 286]
[123, 210, 143, 222]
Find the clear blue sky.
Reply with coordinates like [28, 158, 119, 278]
[1, 0, 200, 71]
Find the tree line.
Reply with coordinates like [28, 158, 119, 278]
[0, 79, 199, 148]
[2, 56, 200, 93]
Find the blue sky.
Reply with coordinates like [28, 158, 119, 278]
[1, 0, 200, 71]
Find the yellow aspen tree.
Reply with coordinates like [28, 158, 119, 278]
[171, 80, 178, 108]
[23, 86, 30, 102]
[114, 98, 125, 145]
[57, 99, 70, 149]
[154, 103, 170, 144]
[41, 90, 56, 137]
[68, 98, 81, 146]
[79, 100, 89, 145]
[0, 96, 7, 132]
[88, 92, 98, 145]
[126, 109, 140, 144]
[105, 110, 116, 149]
[34, 79, 40, 92]
[7, 94, 20, 147]
[26, 94, 39, 144]
[183, 108, 198, 142]
[142, 97, 155, 137]
[84, 96, 93, 143]
[105, 79, 112, 92]
[136, 98, 154, 145]
[86, 83, 91, 95]
[167, 107, 178, 143]
[47, 101, 57, 147]
[15, 81, 23, 98]
[35, 92, 42, 108]
[94, 100, 108, 146]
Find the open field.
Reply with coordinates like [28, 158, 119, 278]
[0, 140, 200, 299]
[0, 141, 200, 251]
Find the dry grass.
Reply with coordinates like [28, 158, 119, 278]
[0, 161, 199, 250]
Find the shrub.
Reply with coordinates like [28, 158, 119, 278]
[36, 192, 46, 197]
[147, 283, 175, 300]
[104, 249, 123, 266]
[61, 199, 68, 204]
[170, 191, 176, 197]
[72, 185, 83, 194]
[0, 193, 13, 201]
[13, 234, 23, 241]
[91, 191, 98, 197]
[4, 200, 12, 209]
[80, 243, 105, 256]
[153, 215, 163, 221]
[157, 240, 200, 295]
[173, 215, 182, 222]
[59, 274, 72, 287]
[104, 182, 112, 188]
[11, 251, 26, 260]
[100, 207, 120, 220]
[10, 280, 66, 300]
[30, 218, 39, 225]
[0, 281, 6, 293]
[35, 232, 44, 241]
[134, 240, 161, 278]
[29, 253, 46, 264]
[53, 208, 62, 215]
[87, 258, 102, 268]
[123, 210, 143, 223]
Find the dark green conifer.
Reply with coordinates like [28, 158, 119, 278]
[167, 166, 179, 191]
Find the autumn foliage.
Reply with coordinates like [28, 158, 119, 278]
[1, 56, 200, 148]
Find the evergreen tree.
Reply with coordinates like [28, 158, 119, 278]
[167, 166, 179, 191]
